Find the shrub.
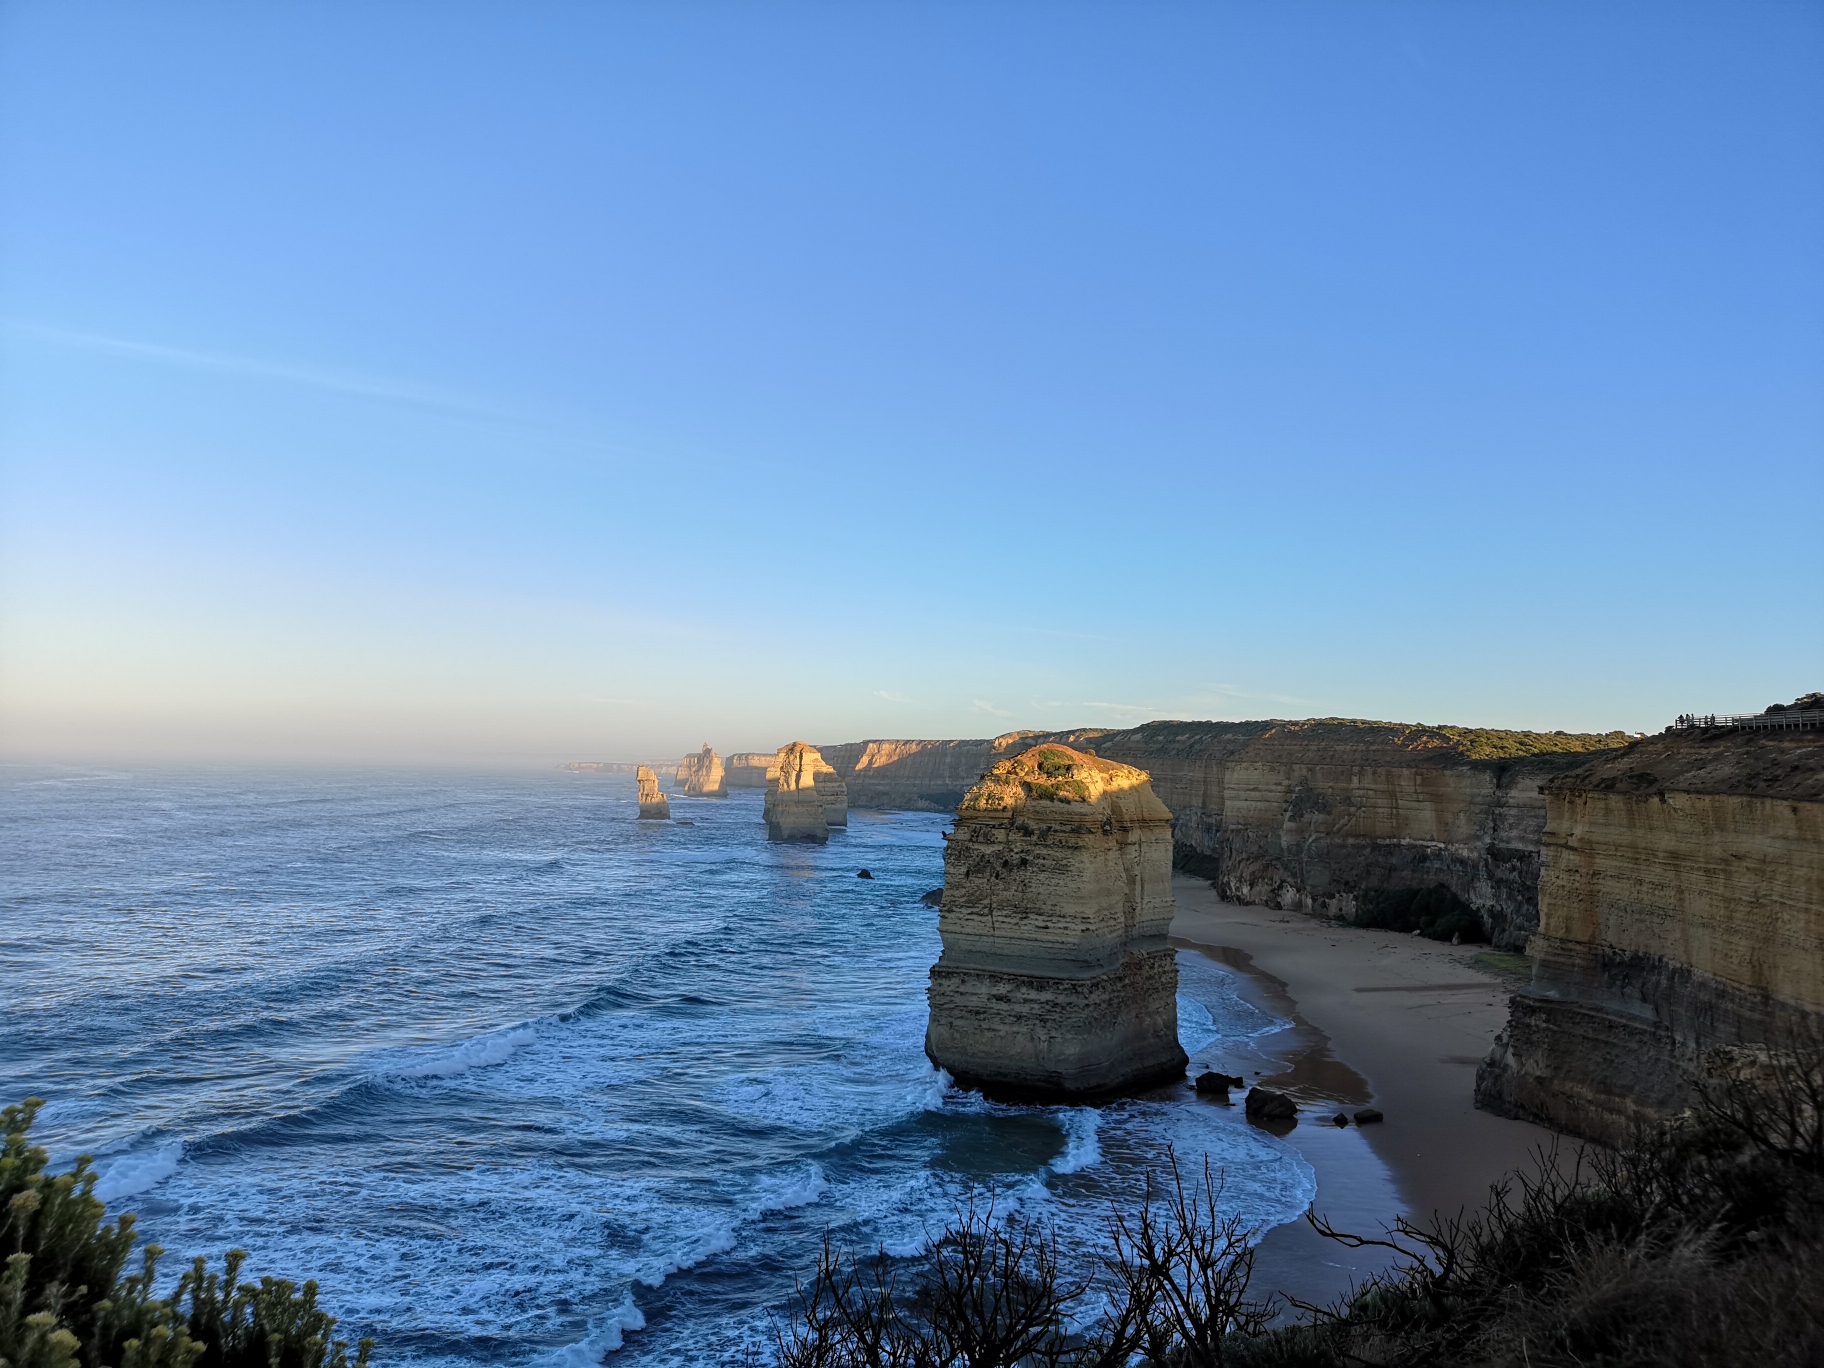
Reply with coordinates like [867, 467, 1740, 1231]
[769, 1034, 1824, 1366]
[771, 1155, 1273, 1367]
[0, 1100, 372, 1368]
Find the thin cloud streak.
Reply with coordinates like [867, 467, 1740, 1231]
[5, 322, 709, 474]
[11, 323, 494, 414]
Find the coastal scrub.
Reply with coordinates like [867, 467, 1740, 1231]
[0, 1099, 371, 1368]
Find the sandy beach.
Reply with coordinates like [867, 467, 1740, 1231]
[1168, 875, 1566, 1308]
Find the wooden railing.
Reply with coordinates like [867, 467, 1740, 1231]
[1671, 709, 1824, 732]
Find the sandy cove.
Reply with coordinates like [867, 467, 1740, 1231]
[1167, 875, 1565, 1308]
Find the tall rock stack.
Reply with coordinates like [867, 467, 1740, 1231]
[765, 742, 833, 843]
[924, 744, 1187, 1099]
[677, 745, 727, 798]
[635, 766, 671, 820]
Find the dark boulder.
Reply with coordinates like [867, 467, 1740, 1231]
[919, 888, 943, 908]
[1245, 1087, 1296, 1121]
[1353, 1108, 1384, 1124]
[1194, 1071, 1242, 1096]
[857, 869, 873, 879]
[1332, 1113, 1349, 1127]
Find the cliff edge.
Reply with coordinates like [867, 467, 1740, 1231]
[1476, 710, 1824, 1144]
[924, 744, 1186, 1099]
[820, 720, 1627, 948]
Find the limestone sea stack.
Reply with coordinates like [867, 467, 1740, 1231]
[924, 744, 1187, 1099]
[765, 742, 832, 842]
[635, 766, 670, 820]
[677, 745, 727, 798]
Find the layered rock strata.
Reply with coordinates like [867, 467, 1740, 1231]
[764, 742, 832, 843]
[724, 753, 778, 789]
[676, 745, 727, 798]
[1475, 718, 1824, 1144]
[635, 766, 670, 820]
[811, 757, 848, 828]
[820, 721, 1628, 948]
[924, 744, 1186, 1099]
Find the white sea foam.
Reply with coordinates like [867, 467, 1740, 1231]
[92, 1141, 184, 1203]
[389, 1024, 540, 1078]
[1050, 1109, 1102, 1175]
[1176, 992, 1222, 1056]
[748, 1163, 829, 1215]
[534, 1293, 646, 1366]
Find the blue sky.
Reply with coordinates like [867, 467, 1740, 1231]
[2, 2, 1820, 763]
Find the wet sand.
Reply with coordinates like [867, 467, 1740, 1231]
[1169, 876, 1565, 1309]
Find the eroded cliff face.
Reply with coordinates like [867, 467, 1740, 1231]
[635, 766, 670, 820]
[924, 744, 1186, 1099]
[816, 736, 1039, 812]
[1476, 724, 1824, 1145]
[724, 753, 777, 789]
[820, 721, 1626, 948]
[677, 745, 727, 798]
[765, 742, 832, 843]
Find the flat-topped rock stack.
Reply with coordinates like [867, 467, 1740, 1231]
[924, 743, 1186, 1099]
[676, 745, 727, 798]
[765, 742, 834, 842]
[635, 766, 670, 820]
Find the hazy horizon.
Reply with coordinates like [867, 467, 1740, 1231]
[3, 3, 1820, 766]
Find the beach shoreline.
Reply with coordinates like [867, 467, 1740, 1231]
[1168, 875, 1566, 1308]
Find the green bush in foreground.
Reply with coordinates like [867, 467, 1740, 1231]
[767, 1036, 1824, 1367]
[0, 1100, 371, 1368]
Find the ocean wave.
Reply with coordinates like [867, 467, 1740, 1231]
[93, 1140, 184, 1203]
[1049, 1109, 1102, 1175]
[1176, 993, 1222, 1057]
[386, 1024, 540, 1079]
[533, 1294, 646, 1366]
[747, 1163, 829, 1216]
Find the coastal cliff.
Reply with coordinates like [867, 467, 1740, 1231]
[924, 744, 1185, 1099]
[725, 753, 777, 789]
[816, 736, 1037, 813]
[1475, 714, 1824, 1144]
[636, 765, 670, 820]
[677, 745, 727, 798]
[765, 742, 833, 843]
[821, 721, 1626, 948]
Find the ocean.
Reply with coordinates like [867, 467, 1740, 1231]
[1, 767, 1317, 1366]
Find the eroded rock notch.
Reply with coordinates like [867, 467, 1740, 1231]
[924, 744, 1186, 1099]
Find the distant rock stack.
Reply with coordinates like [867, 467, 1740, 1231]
[635, 766, 670, 820]
[724, 753, 778, 789]
[677, 745, 727, 798]
[765, 742, 832, 843]
[924, 743, 1186, 1099]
